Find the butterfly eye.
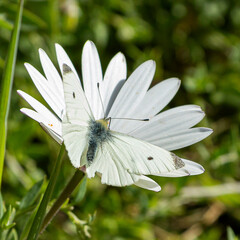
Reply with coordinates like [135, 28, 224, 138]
[106, 117, 111, 129]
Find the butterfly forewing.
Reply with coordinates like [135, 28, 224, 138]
[106, 131, 185, 176]
[62, 64, 94, 126]
[62, 64, 93, 167]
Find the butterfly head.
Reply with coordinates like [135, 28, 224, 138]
[97, 118, 110, 130]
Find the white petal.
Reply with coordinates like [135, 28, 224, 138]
[55, 43, 80, 83]
[24, 63, 63, 118]
[182, 159, 205, 175]
[109, 60, 156, 131]
[148, 127, 213, 151]
[155, 159, 204, 177]
[20, 108, 62, 137]
[39, 48, 64, 102]
[40, 122, 63, 144]
[17, 90, 61, 123]
[131, 105, 205, 138]
[132, 78, 181, 118]
[82, 40, 103, 119]
[134, 175, 161, 192]
[20, 108, 47, 123]
[101, 52, 126, 116]
[114, 78, 181, 134]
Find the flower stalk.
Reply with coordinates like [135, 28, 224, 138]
[27, 144, 65, 240]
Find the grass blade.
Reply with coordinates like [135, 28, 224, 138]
[0, 0, 24, 189]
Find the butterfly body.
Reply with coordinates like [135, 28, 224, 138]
[87, 119, 112, 164]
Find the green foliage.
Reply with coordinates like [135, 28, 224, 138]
[0, 0, 240, 239]
[7, 229, 18, 240]
[0, 203, 16, 240]
[19, 179, 44, 210]
[67, 211, 96, 240]
[72, 176, 87, 205]
[227, 227, 239, 240]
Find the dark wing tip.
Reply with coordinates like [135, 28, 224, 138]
[63, 64, 72, 74]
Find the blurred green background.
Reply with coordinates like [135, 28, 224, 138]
[1, 0, 240, 239]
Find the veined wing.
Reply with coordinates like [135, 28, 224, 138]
[111, 131, 184, 176]
[62, 64, 94, 126]
[62, 120, 88, 167]
[87, 131, 190, 185]
[86, 140, 140, 186]
[62, 64, 93, 167]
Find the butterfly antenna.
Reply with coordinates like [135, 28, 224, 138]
[97, 83, 105, 118]
[108, 117, 149, 130]
[110, 117, 149, 121]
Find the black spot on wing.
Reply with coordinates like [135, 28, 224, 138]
[148, 156, 153, 160]
[73, 92, 75, 98]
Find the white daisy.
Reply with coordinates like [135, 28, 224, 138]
[18, 41, 212, 192]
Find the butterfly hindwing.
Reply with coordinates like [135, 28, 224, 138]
[85, 130, 186, 186]
[62, 121, 88, 167]
[86, 140, 140, 186]
[86, 130, 186, 185]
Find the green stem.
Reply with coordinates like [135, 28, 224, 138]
[40, 170, 84, 234]
[0, 0, 24, 189]
[27, 145, 65, 240]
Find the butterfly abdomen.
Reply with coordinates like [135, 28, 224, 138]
[87, 139, 97, 164]
[87, 119, 112, 164]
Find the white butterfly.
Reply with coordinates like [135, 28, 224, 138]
[62, 64, 204, 188]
